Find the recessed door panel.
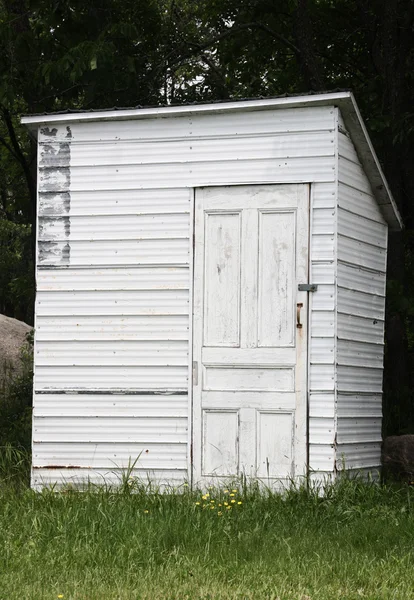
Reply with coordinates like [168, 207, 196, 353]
[258, 211, 296, 347]
[257, 412, 293, 478]
[203, 212, 241, 347]
[202, 410, 239, 476]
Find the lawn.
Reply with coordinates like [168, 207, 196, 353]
[0, 453, 414, 600]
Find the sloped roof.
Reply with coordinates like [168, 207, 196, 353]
[22, 90, 402, 230]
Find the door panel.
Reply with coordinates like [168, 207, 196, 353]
[204, 212, 241, 347]
[258, 211, 295, 347]
[202, 411, 239, 476]
[192, 184, 309, 486]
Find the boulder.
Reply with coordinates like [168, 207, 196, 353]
[0, 314, 31, 392]
[382, 435, 414, 482]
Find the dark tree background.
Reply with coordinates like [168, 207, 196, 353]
[1, 0, 413, 434]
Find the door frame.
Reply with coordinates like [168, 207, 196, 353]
[189, 182, 311, 487]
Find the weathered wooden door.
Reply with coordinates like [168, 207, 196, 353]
[192, 184, 309, 486]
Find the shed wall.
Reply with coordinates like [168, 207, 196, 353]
[32, 105, 337, 487]
[336, 113, 387, 472]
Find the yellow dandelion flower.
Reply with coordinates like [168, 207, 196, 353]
[202, 495, 208, 500]
[231, 499, 236, 503]
[237, 501, 242, 505]
[224, 501, 229, 506]
[184, 482, 189, 487]
[195, 502, 200, 506]
[144, 510, 149, 514]
[57, 596, 64, 599]
[218, 503, 222, 507]
[210, 499, 215, 503]
[224, 489, 229, 494]
[205, 492, 210, 497]
[226, 506, 231, 510]
[232, 489, 237, 493]
[218, 511, 222, 516]
[229, 493, 235, 497]
[210, 506, 215, 510]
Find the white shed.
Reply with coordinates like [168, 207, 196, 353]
[22, 91, 402, 489]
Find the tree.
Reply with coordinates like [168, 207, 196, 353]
[0, 0, 413, 432]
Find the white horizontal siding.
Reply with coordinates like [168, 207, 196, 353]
[335, 443, 382, 470]
[335, 118, 386, 472]
[39, 189, 192, 217]
[39, 158, 334, 192]
[40, 132, 335, 167]
[32, 468, 187, 490]
[33, 104, 337, 487]
[337, 366, 383, 393]
[337, 263, 385, 296]
[336, 394, 382, 418]
[36, 290, 189, 316]
[336, 418, 381, 444]
[337, 235, 386, 272]
[337, 339, 384, 369]
[310, 338, 335, 364]
[338, 183, 385, 223]
[309, 418, 335, 444]
[33, 416, 188, 443]
[338, 288, 385, 320]
[309, 445, 334, 472]
[306, 123, 337, 473]
[337, 313, 384, 344]
[309, 393, 335, 418]
[310, 311, 335, 337]
[38, 106, 335, 142]
[35, 366, 188, 391]
[32, 443, 187, 469]
[36, 341, 189, 366]
[36, 315, 189, 341]
[37, 267, 189, 291]
[39, 214, 191, 241]
[34, 393, 189, 417]
[38, 239, 190, 267]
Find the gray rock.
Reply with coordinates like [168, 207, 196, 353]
[0, 314, 31, 392]
[382, 435, 414, 481]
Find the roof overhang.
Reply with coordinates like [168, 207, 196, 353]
[21, 91, 403, 230]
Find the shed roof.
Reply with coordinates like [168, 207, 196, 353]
[21, 91, 402, 230]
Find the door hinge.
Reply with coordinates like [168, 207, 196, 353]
[298, 283, 318, 292]
[192, 361, 198, 386]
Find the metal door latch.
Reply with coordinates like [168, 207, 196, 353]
[298, 283, 318, 292]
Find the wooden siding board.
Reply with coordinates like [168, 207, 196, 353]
[336, 129, 387, 472]
[37, 106, 336, 142]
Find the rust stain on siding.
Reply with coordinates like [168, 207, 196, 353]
[33, 465, 82, 470]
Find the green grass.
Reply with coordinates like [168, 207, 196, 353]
[0, 457, 414, 599]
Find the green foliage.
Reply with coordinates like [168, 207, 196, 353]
[0, 0, 412, 431]
[0, 477, 413, 598]
[0, 219, 33, 321]
[0, 444, 31, 489]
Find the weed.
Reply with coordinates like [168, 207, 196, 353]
[0, 467, 413, 599]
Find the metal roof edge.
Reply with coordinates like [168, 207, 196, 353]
[21, 91, 352, 129]
[21, 90, 402, 230]
[336, 93, 403, 231]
